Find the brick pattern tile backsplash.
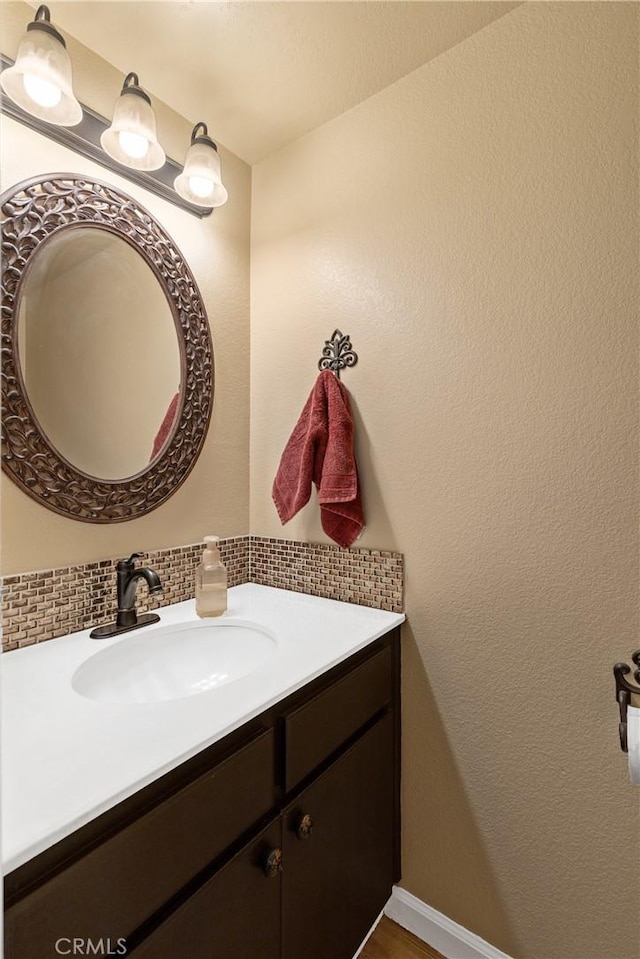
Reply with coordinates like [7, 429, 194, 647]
[1, 536, 403, 652]
[1, 538, 250, 653]
[251, 537, 403, 613]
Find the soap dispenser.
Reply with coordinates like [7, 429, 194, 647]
[195, 536, 227, 617]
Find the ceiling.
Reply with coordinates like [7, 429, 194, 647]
[30, 1, 519, 165]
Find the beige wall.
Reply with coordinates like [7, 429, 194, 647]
[251, 4, 639, 958]
[0, 2, 251, 574]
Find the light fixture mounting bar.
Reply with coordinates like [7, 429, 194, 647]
[0, 54, 212, 218]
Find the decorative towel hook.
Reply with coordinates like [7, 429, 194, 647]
[613, 650, 640, 752]
[318, 329, 358, 380]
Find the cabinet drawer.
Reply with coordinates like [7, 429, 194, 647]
[283, 645, 392, 791]
[5, 727, 274, 959]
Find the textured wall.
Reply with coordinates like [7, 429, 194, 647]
[0, 2, 251, 575]
[251, 4, 639, 958]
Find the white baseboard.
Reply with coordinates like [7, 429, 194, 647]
[384, 886, 513, 959]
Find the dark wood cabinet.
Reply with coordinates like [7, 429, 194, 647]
[282, 713, 395, 959]
[5, 627, 400, 959]
[4, 728, 275, 958]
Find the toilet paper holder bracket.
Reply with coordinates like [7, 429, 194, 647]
[613, 650, 640, 752]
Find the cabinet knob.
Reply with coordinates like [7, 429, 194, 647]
[295, 813, 314, 841]
[263, 847, 283, 878]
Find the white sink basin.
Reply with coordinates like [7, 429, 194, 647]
[72, 619, 278, 704]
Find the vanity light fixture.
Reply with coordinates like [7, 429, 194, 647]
[100, 72, 166, 171]
[1, 11, 225, 214]
[174, 122, 228, 208]
[0, 4, 81, 126]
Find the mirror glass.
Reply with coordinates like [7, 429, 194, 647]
[17, 226, 181, 480]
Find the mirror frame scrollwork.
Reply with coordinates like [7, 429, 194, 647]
[1, 173, 214, 523]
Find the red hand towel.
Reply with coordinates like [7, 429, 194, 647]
[150, 392, 179, 462]
[272, 370, 364, 548]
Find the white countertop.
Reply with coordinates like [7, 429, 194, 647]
[1, 584, 404, 873]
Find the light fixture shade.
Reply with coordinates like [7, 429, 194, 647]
[0, 5, 82, 126]
[100, 73, 165, 171]
[174, 123, 228, 208]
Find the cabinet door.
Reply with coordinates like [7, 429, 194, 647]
[132, 819, 281, 959]
[282, 713, 395, 959]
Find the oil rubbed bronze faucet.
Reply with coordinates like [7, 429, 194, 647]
[90, 553, 163, 639]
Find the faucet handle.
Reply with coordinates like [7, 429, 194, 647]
[117, 552, 145, 569]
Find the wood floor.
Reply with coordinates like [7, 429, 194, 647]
[359, 916, 445, 959]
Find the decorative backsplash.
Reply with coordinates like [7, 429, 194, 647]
[1, 538, 250, 653]
[1, 536, 403, 652]
[251, 537, 403, 613]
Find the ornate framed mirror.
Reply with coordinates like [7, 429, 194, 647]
[1, 174, 213, 522]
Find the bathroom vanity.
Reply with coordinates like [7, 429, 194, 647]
[2, 585, 404, 959]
